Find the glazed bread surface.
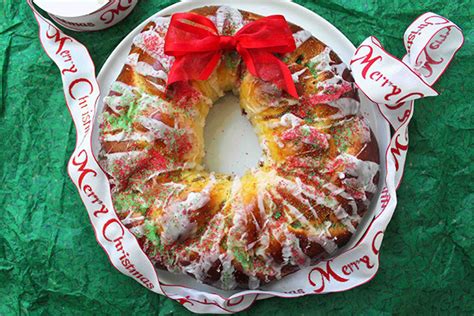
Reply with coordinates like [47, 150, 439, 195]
[98, 6, 380, 290]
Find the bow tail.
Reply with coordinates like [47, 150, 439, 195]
[167, 51, 223, 85]
[240, 49, 298, 98]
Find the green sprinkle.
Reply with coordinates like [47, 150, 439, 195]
[290, 220, 303, 229]
[233, 247, 252, 270]
[305, 60, 319, 79]
[106, 100, 140, 132]
[331, 222, 347, 230]
[296, 55, 304, 65]
[115, 193, 149, 214]
[144, 220, 164, 251]
[301, 125, 311, 136]
[224, 52, 239, 69]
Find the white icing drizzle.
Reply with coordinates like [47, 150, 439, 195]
[256, 181, 269, 226]
[292, 68, 307, 82]
[108, 81, 136, 101]
[103, 150, 142, 171]
[280, 230, 310, 266]
[318, 221, 339, 253]
[147, 80, 166, 92]
[256, 174, 338, 255]
[321, 179, 354, 201]
[144, 163, 197, 184]
[103, 79, 186, 149]
[293, 177, 340, 212]
[104, 95, 129, 114]
[248, 276, 260, 290]
[140, 94, 173, 113]
[228, 177, 272, 283]
[175, 206, 239, 289]
[104, 81, 170, 118]
[358, 118, 372, 143]
[126, 52, 168, 83]
[274, 180, 343, 253]
[274, 136, 285, 148]
[268, 113, 330, 148]
[104, 82, 137, 114]
[308, 155, 378, 215]
[136, 62, 168, 81]
[280, 113, 303, 127]
[337, 153, 379, 193]
[103, 130, 153, 143]
[150, 16, 171, 33]
[277, 177, 319, 220]
[307, 47, 352, 94]
[218, 252, 237, 289]
[153, 182, 186, 211]
[110, 80, 135, 94]
[122, 213, 145, 225]
[298, 46, 362, 122]
[179, 212, 228, 286]
[137, 116, 175, 139]
[284, 173, 366, 237]
[293, 30, 312, 48]
[268, 113, 303, 129]
[126, 52, 139, 66]
[309, 47, 333, 74]
[214, 6, 244, 35]
[327, 98, 360, 119]
[129, 225, 145, 237]
[132, 16, 174, 72]
[334, 205, 358, 233]
[161, 175, 215, 245]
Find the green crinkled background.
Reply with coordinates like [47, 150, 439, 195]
[1, 0, 473, 314]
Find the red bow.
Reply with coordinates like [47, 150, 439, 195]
[164, 12, 298, 98]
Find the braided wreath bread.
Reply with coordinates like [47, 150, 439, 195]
[98, 6, 380, 290]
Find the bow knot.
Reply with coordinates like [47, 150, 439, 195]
[164, 12, 298, 98]
[219, 36, 237, 50]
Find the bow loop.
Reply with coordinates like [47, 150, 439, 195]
[165, 12, 298, 98]
[234, 15, 296, 52]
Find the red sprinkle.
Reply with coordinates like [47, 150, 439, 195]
[174, 133, 192, 158]
[305, 82, 352, 105]
[281, 126, 329, 149]
[170, 82, 202, 109]
[143, 33, 161, 54]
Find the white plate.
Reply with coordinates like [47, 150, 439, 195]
[93, 0, 390, 295]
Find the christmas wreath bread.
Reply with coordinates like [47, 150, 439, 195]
[98, 6, 380, 290]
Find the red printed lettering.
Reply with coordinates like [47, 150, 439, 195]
[102, 218, 125, 243]
[45, 26, 72, 55]
[350, 45, 383, 79]
[93, 204, 109, 217]
[68, 78, 93, 100]
[308, 260, 348, 293]
[390, 134, 409, 170]
[71, 149, 97, 188]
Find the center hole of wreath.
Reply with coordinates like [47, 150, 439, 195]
[204, 93, 262, 176]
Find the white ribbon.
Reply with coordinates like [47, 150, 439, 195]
[27, 0, 165, 296]
[351, 12, 463, 108]
[350, 12, 463, 187]
[27, 3, 464, 313]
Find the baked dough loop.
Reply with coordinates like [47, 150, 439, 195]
[98, 6, 380, 290]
